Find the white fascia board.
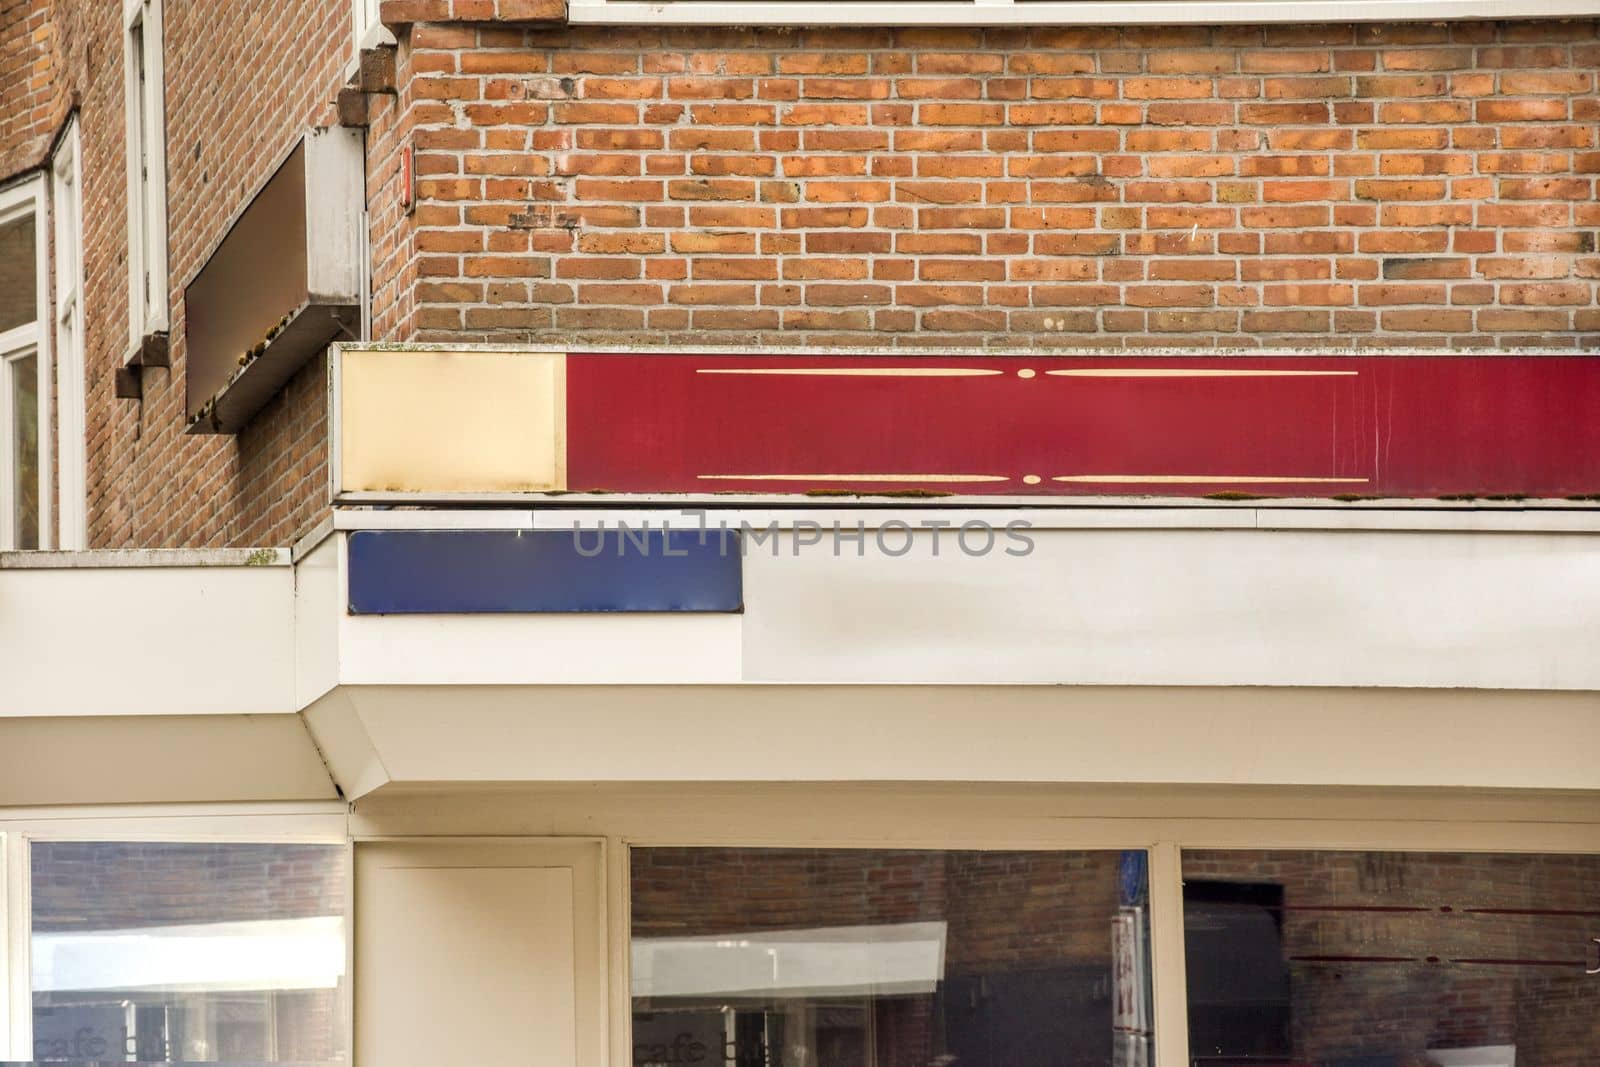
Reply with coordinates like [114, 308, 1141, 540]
[325, 524, 1600, 691]
[740, 526, 1600, 689]
[0, 561, 295, 716]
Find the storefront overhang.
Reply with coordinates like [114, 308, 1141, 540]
[10, 515, 1599, 805]
[302, 682, 1600, 800]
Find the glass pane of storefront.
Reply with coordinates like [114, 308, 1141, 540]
[27, 842, 348, 1065]
[631, 847, 1153, 1067]
[1182, 849, 1600, 1066]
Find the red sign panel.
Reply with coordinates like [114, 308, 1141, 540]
[565, 355, 1600, 499]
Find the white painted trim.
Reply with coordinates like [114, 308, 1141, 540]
[2, 832, 27, 1060]
[124, 0, 169, 343]
[335, 508, 537, 531]
[0, 348, 46, 553]
[0, 832, 8, 1059]
[0, 803, 347, 837]
[51, 121, 85, 551]
[327, 504, 1600, 535]
[0, 176, 49, 552]
[357, 14, 395, 52]
[569, 0, 1600, 22]
[1148, 842, 1188, 1067]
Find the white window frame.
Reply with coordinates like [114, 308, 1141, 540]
[0, 176, 52, 552]
[567, 0, 1600, 24]
[0, 805, 350, 1062]
[350, 0, 394, 67]
[124, 0, 169, 345]
[1, 832, 16, 1058]
[52, 119, 86, 552]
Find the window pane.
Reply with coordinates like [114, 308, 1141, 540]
[11, 351, 38, 549]
[0, 212, 37, 332]
[631, 847, 1153, 1067]
[1182, 849, 1600, 1066]
[29, 842, 348, 1064]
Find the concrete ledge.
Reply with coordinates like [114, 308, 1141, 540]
[0, 548, 289, 569]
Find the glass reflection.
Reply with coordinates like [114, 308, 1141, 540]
[1183, 849, 1600, 1067]
[11, 352, 38, 548]
[29, 842, 347, 1065]
[631, 847, 1153, 1067]
[0, 212, 36, 333]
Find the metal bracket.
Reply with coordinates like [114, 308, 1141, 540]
[1587, 937, 1600, 975]
[113, 363, 142, 400]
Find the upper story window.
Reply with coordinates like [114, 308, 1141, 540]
[52, 119, 86, 551]
[124, 0, 169, 344]
[0, 177, 50, 551]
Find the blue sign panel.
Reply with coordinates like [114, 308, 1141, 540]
[347, 529, 742, 615]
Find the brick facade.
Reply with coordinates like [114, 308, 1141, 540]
[1, 0, 348, 550]
[1, 6, 1597, 549]
[395, 22, 1600, 351]
[0, 0, 63, 181]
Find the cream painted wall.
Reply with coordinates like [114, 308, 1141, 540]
[0, 555, 295, 716]
[307, 684, 1600, 798]
[325, 522, 1600, 690]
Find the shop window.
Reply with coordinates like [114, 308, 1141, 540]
[0, 178, 48, 551]
[28, 842, 348, 1064]
[630, 847, 1153, 1067]
[1182, 849, 1600, 1066]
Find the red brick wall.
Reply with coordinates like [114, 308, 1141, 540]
[1, 0, 351, 549]
[394, 22, 1600, 351]
[0, 0, 63, 180]
[98, 0, 350, 547]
